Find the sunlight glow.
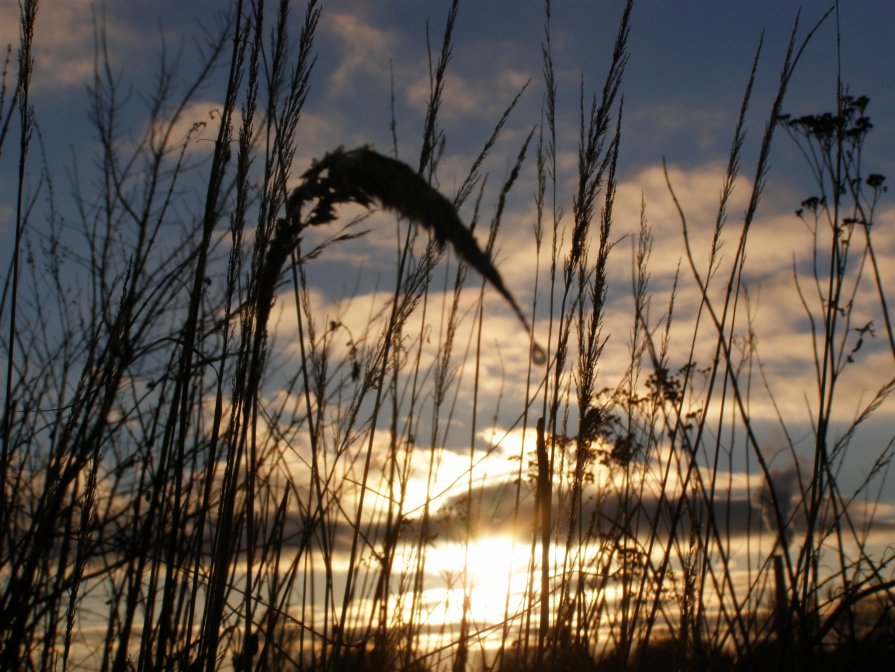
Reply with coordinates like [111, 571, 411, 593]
[403, 536, 533, 628]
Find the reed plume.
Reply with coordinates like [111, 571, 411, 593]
[256, 146, 546, 363]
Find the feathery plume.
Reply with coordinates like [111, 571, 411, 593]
[266, 146, 545, 363]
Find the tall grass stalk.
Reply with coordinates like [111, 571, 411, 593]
[1, 1, 894, 670]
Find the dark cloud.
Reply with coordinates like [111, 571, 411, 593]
[426, 464, 895, 549]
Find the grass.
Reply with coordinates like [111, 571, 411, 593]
[1, 0, 894, 670]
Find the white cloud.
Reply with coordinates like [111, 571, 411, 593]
[264, 152, 895, 487]
[0, 0, 141, 90]
[321, 11, 398, 99]
[404, 67, 532, 122]
[147, 99, 227, 156]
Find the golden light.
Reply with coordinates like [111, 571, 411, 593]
[419, 535, 535, 627]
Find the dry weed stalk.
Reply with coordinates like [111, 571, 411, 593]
[256, 146, 546, 366]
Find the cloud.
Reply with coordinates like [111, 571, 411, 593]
[751, 459, 804, 540]
[321, 11, 399, 99]
[266, 273, 542, 424]
[271, 152, 895, 439]
[258, 153, 895, 578]
[0, 0, 141, 90]
[626, 103, 734, 160]
[145, 102, 353, 164]
[428, 442, 895, 553]
[292, 111, 353, 167]
[147, 100, 228, 156]
[404, 66, 532, 123]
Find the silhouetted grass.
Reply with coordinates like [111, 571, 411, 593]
[1, 1, 893, 670]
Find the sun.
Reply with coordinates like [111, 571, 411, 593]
[425, 535, 533, 625]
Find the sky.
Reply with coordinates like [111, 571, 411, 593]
[11, 0, 882, 474]
[2, 0, 895, 661]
